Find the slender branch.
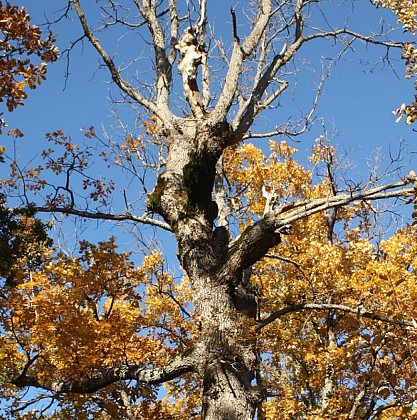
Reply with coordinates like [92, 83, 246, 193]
[200, 15, 210, 108]
[168, 0, 179, 66]
[304, 28, 403, 48]
[233, 24, 401, 141]
[210, 0, 273, 123]
[33, 206, 172, 231]
[348, 334, 383, 419]
[11, 393, 55, 415]
[232, 38, 304, 140]
[134, 0, 176, 120]
[257, 303, 415, 331]
[294, 0, 304, 41]
[265, 253, 308, 281]
[195, 0, 207, 33]
[71, 0, 173, 128]
[276, 180, 415, 227]
[241, 0, 273, 57]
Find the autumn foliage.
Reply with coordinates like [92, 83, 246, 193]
[377, 0, 417, 123]
[0, 1, 57, 118]
[1, 139, 417, 418]
[227, 141, 417, 418]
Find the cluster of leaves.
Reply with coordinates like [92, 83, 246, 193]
[376, 0, 417, 123]
[223, 141, 417, 418]
[0, 1, 58, 117]
[0, 237, 197, 417]
[0, 194, 52, 287]
[376, 0, 417, 32]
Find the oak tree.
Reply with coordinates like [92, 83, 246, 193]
[1, 1, 417, 418]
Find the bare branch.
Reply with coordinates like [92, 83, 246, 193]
[264, 253, 308, 281]
[276, 178, 415, 227]
[195, 0, 207, 34]
[72, 0, 174, 128]
[200, 19, 210, 108]
[210, 1, 273, 123]
[233, 23, 401, 141]
[304, 28, 403, 48]
[232, 38, 304, 140]
[168, 0, 179, 66]
[241, 0, 274, 57]
[33, 206, 172, 232]
[133, 0, 177, 122]
[256, 303, 415, 331]
[244, 64, 330, 141]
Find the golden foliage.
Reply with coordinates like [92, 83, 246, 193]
[1, 139, 417, 417]
[225, 140, 417, 418]
[0, 237, 195, 416]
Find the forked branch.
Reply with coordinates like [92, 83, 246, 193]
[225, 176, 416, 284]
[72, 0, 174, 128]
[210, 0, 273, 123]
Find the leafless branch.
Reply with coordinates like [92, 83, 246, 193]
[256, 303, 415, 331]
[133, 0, 177, 123]
[231, 38, 304, 141]
[276, 178, 415, 227]
[33, 206, 172, 231]
[72, 0, 174, 129]
[210, 0, 273, 123]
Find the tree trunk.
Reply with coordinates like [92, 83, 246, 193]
[195, 278, 260, 419]
[148, 118, 261, 418]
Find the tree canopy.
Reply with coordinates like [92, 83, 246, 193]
[1, 1, 417, 419]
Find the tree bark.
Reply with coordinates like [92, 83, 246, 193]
[146, 115, 262, 418]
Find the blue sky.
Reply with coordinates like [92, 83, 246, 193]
[1, 0, 416, 252]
